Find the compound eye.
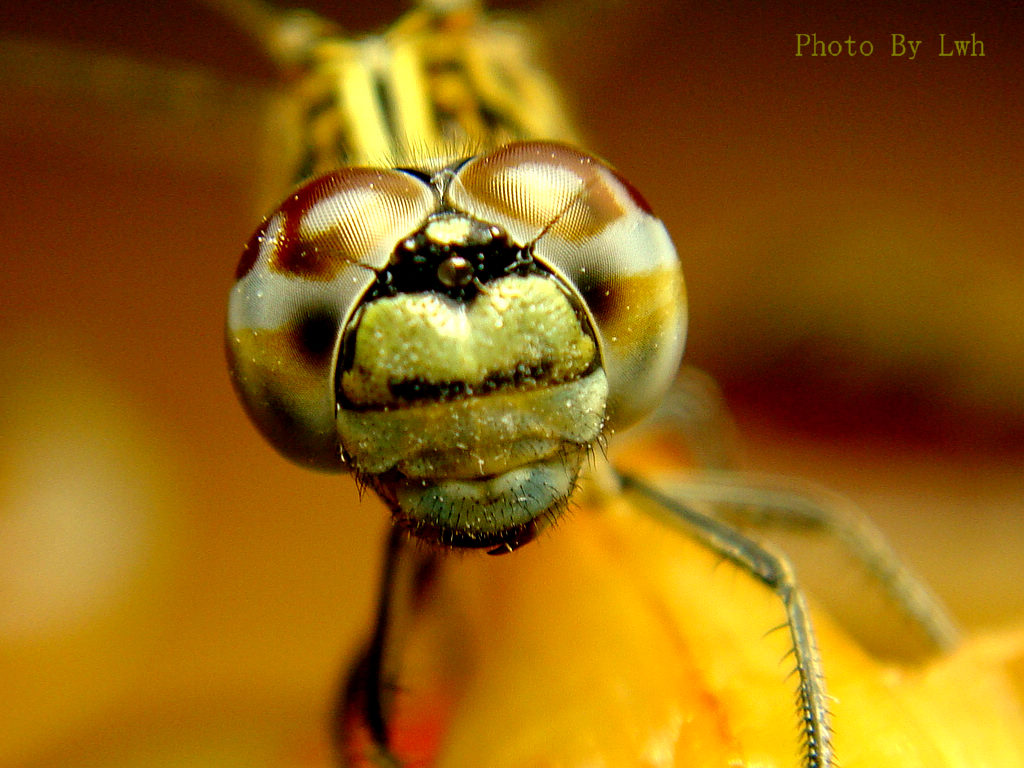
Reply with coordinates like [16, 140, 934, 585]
[227, 168, 436, 469]
[445, 141, 687, 432]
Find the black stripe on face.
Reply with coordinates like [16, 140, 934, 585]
[387, 361, 555, 405]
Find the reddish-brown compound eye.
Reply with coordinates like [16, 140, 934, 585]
[226, 167, 436, 469]
[445, 141, 687, 433]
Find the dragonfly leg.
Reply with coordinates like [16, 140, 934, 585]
[334, 528, 439, 768]
[619, 471, 835, 768]
[649, 470, 961, 652]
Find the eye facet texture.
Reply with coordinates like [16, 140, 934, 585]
[227, 168, 436, 468]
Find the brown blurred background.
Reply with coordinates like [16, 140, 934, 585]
[1, 1, 1022, 765]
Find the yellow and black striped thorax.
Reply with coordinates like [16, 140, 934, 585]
[288, 2, 579, 176]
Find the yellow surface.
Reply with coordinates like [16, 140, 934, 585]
[374, 491, 1024, 767]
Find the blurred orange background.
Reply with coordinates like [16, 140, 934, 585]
[1, 1, 1022, 765]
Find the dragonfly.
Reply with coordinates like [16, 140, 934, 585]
[2, 2, 1023, 766]
[214, 1, 977, 766]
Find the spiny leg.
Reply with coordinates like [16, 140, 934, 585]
[650, 470, 960, 652]
[639, 366, 959, 653]
[619, 471, 834, 768]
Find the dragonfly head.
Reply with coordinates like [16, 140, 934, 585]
[227, 141, 685, 550]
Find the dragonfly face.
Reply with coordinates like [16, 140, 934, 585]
[227, 140, 686, 550]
